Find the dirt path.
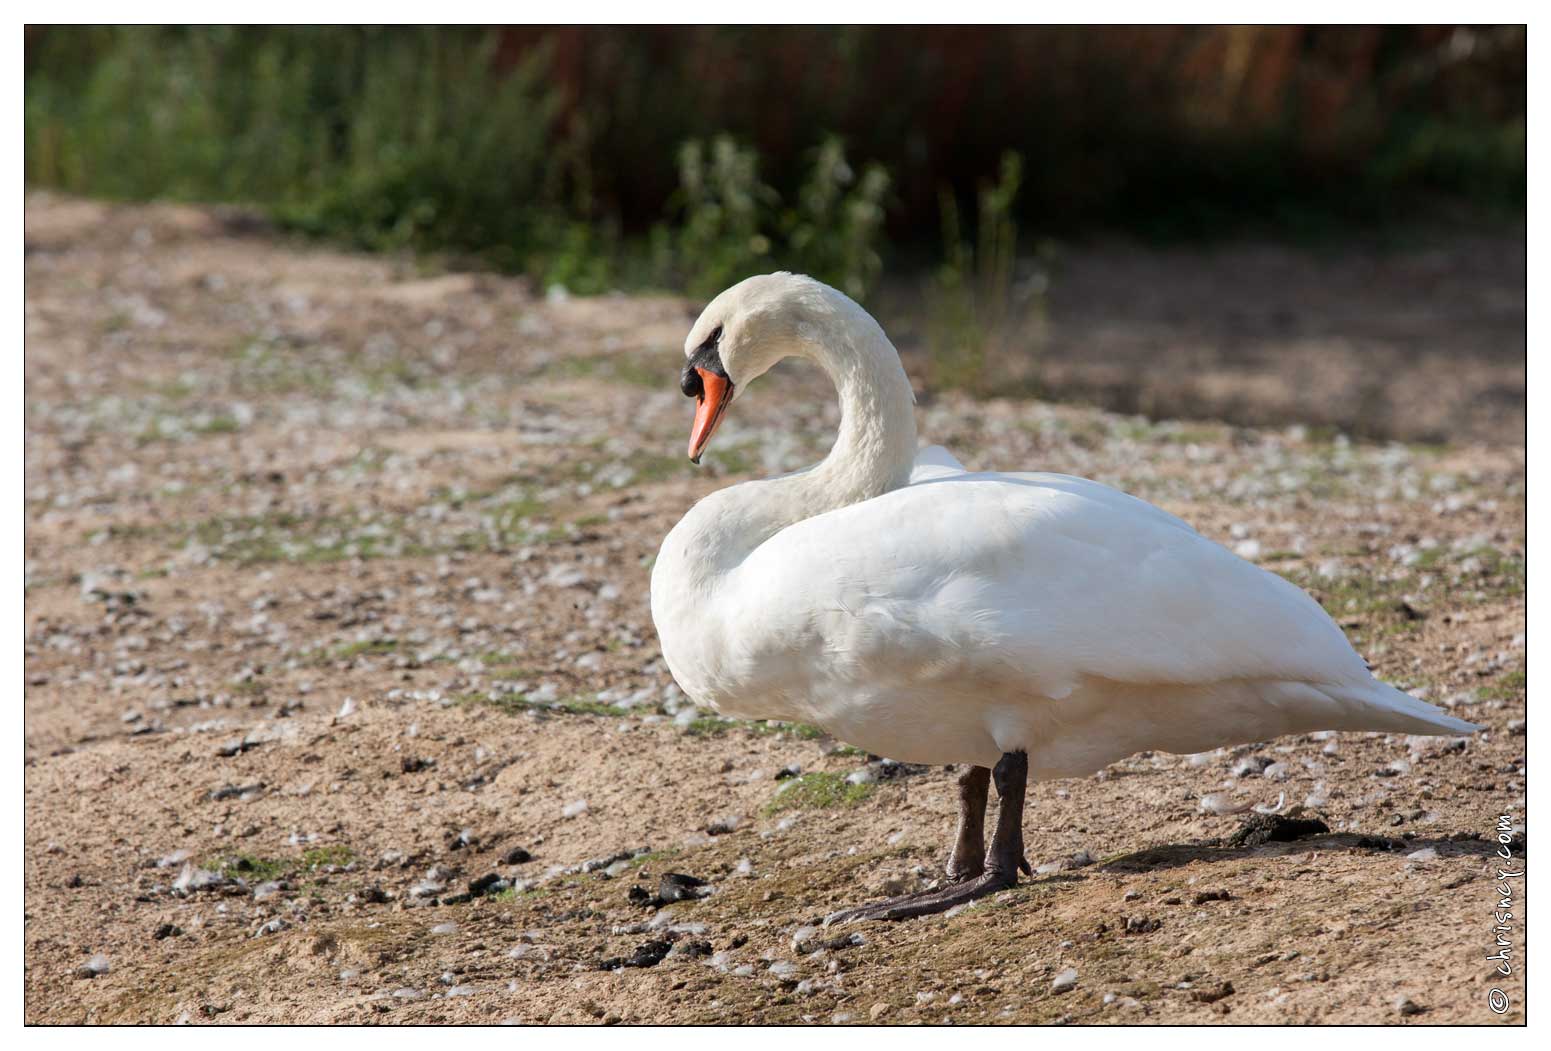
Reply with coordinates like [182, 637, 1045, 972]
[24, 194, 1525, 1024]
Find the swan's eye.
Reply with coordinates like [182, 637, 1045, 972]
[710, 324, 723, 345]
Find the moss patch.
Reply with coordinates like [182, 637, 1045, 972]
[762, 771, 875, 814]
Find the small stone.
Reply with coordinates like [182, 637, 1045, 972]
[1395, 996, 1424, 1016]
[75, 955, 110, 979]
[152, 923, 183, 940]
[869, 1002, 890, 1020]
[431, 922, 459, 936]
[1050, 968, 1079, 994]
[791, 925, 820, 954]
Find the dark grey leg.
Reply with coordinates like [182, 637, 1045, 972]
[946, 765, 990, 880]
[825, 752, 1030, 924]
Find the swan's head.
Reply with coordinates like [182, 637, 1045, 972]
[679, 272, 838, 463]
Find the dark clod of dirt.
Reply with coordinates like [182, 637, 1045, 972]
[152, 922, 183, 940]
[599, 939, 672, 970]
[401, 756, 435, 774]
[658, 872, 710, 903]
[64, 874, 83, 888]
[775, 765, 801, 780]
[675, 939, 714, 959]
[207, 782, 264, 801]
[468, 873, 504, 897]
[1191, 890, 1232, 905]
[1228, 813, 1330, 848]
[823, 932, 865, 951]
[1191, 981, 1235, 1004]
[872, 759, 928, 781]
[360, 885, 389, 904]
[1355, 835, 1405, 852]
[501, 847, 533, 865]
[445, 828, 477, 851]
[627, 885, 654, 908]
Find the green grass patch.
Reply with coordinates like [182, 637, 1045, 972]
[464, 693, 632, 719]
[301, 844, 356, 869]
[681, 716, 828, 740]
[1478, 667, 1526, 702]
[331, 639, 398, 660]
[207, 853, 290, 881]
[762, 771, 875, 814]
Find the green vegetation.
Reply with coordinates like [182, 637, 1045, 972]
[206, 854, 289, 881]
[669, 135, 890, 299]
[23, 29, 894, 298]
[301, 845, 356, 869]
[926, 152, 1050, 395]
[464, 693, 633, 719]
[305, 639, 399, 665]
[681, 715, 827, 740]
[26, 27, 1522, 302]
[1478, 667, 1526, 702]
[762, 771, 875, 814]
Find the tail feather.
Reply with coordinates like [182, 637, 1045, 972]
[1328, 680, 1481, 736]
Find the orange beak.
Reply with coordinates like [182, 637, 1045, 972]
[687, 368, 732, 464]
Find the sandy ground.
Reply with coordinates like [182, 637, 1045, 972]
[24, 194, 1525, 1024]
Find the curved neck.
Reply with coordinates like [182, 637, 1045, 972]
[677, 309, 918, 579]
[803, 312, 920, 506]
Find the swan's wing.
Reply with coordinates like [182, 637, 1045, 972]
[908, 444, 967, 482]
[725, 471, 1368, 702]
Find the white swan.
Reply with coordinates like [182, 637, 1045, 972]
[650, 272, 1478, 921]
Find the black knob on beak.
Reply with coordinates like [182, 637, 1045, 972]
[681, 363, 703, 399]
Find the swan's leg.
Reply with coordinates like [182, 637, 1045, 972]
[825, 752, 1029, 924]
[820, 765, 989, 924]
[946, 764, 990, 880]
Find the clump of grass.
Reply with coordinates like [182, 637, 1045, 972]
[206, 853, 289, 881]
[762, 771, 874, 814]
[925, 152, 1056, 396]
[681, 716, 827, 740]
[466, 693, 631, 719]
[329, 639, 399, 661]
[1478, 667, 1526, 702]
[301, 844, 355, 869]
[681, 715, 736, 737]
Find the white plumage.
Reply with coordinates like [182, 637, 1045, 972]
[652, 273, 1477, 778]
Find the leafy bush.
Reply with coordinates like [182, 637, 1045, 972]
[665, 135, 891, 299]
[26, 27, 561, 269]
